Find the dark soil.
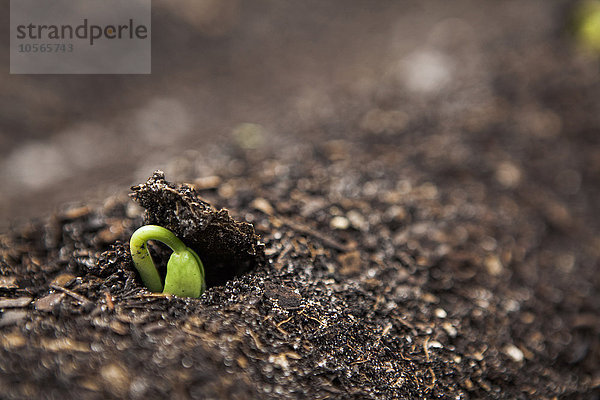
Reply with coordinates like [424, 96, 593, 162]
[1, 1, 600, 399]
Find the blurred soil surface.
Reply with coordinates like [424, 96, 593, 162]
[1, 0, 600, 399]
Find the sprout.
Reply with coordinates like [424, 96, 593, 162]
[129, 225, 205, 298]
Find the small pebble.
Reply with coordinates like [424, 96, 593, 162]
[504, 344, 524, 362]
[520, 312, 535, 324]
[218, 182, 236, 198]
[193, 175, 221, 190]
[496, 161, 522, 188]
[347, 210, 368, 231]
[443, 322, 458, 338]
[485, 255, 503, 276]
[330, 216, 350, 230]
[251, 198, 275, 215]
[434, 308, 447, 318]
[35, 293, 65, 312]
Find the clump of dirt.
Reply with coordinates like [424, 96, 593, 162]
[130, 170, 266, 287]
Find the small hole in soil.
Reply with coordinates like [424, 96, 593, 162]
[199, 251, 263, 289]
[143, 240, 262, 290]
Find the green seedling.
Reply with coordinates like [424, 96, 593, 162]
[130, 225, 205, 298]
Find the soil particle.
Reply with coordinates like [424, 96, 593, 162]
[263, 282, 303, 310]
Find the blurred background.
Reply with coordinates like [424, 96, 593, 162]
[0, 0, 598, 229]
